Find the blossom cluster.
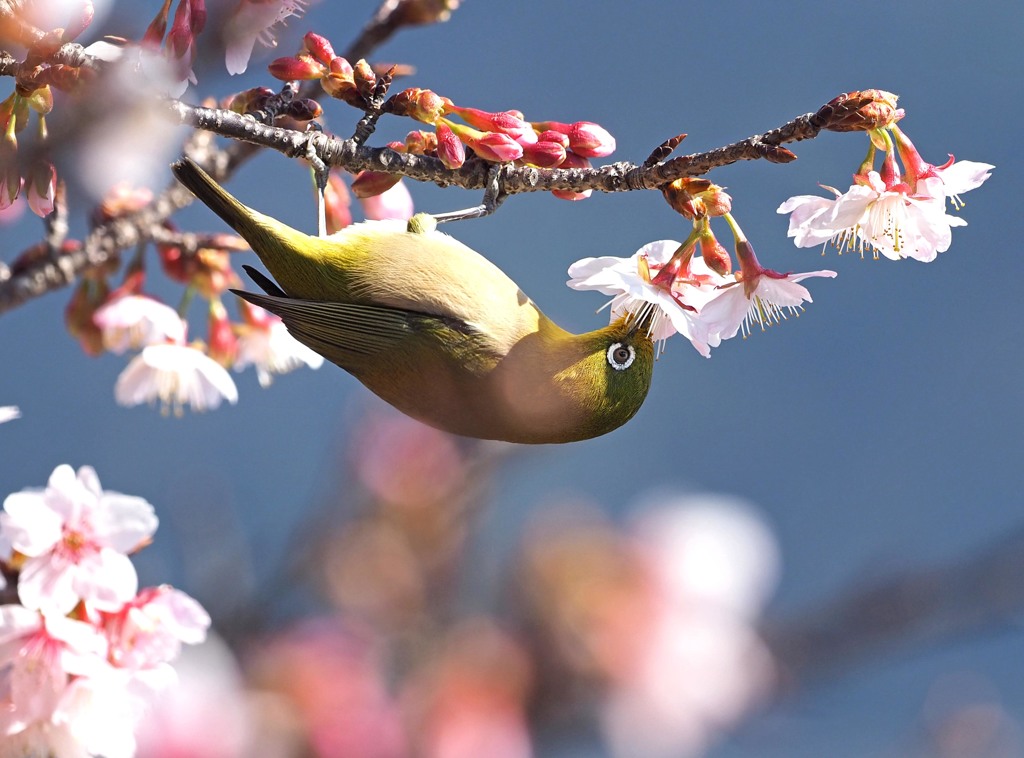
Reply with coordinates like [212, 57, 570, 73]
[268, 31, 615, 201]
[571, 95, 992, 356]
[0, 464, 210, 758]
[569, 202, 837, 358]
[62, 230, 326, 415]
[779, 94, 993, 262]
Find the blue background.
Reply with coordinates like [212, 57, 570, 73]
[1, 1, 1021, 755]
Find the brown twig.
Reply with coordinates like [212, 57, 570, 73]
[763, 526, 1024, 687]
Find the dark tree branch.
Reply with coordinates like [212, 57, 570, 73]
[763, 527, 1024, 687]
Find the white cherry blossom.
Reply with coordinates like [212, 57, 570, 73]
[115, 344, 239, 414]
[93, 295, 186, 354]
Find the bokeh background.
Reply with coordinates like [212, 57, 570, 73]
[1, 1, 1022, 756]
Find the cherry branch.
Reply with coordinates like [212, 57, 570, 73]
[762, 526, 1024, 686]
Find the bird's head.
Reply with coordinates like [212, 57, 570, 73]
[545, 311, 656, 441]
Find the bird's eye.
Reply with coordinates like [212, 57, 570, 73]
[607, 342, 635, 371]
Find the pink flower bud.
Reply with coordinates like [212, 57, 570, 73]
[698, 231, 732, 276]
[536, 129, 569, 148]
[207, 300, 238, 367]
[268, 54, 326, 81]
[520, 140, 566, 168]
[533, 120, 615, 158]
[189, 0, 207, 35]
[350, 170, 402, 199]
[24, 159, 55, 217]
[443, 120, 523, 163]
[567, 121, 615, 158]
[390, 88, 448, 124]
[167, 0, 195, 58]
[302, 32, 336, 66]
[405, 130, 437, 155]
[142, 0, 172, 47]
[448, 105, 535, 143]
[329, 56, 353, 78]
[435, 121, 466, 169]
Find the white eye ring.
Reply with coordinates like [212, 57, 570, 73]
[607, 342, 635, 371]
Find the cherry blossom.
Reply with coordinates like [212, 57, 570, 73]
[93, 295, 187, 354]
[0, 405, 19, 424]
[568, 240, 728, 358]
[114, 343, 239, 414]
[0, 605, 108, 735]
[0, 464, 158, 615]
[104, 585, 211, 675]
[698, 267, 836, 341]
[234, 303, 324, 387]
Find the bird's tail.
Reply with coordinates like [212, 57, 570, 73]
[172, 157, 322, 297]
[171, 158, 265, 237]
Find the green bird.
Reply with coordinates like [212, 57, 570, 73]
[171, 158, 654, 444]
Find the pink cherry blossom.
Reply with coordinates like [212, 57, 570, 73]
[234, 304, 324, 387]
[698, 267, 836, 341]
[568, 240, 728, 358]
[0, 605, 108, 735]
[114, 343, 239, 414]
[104, 585, 211, 674]
[0, 464, 158, 615]
[93, 295, 187, 354]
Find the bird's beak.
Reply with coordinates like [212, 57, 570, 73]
[625, 302, 655, 337]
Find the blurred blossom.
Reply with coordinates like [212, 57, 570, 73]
[403, 618, 534, 758]
[631, 494, 780, 618]
[359, 179, 415, 221]
[0, 406, 19, 424]
[224, 0, 310, 75]
[0, 464, 158, 615]
[600, 494, 779, 758]
[352, 412, 465, 509]
[19, 0, 114, 36]
[322, 519, 426, 630]
[248, 618, 408, 757]
[0, 195, 26, 225]
[234, 302, 324, 387]
[75, 54, 184, 200]
[136, 637, 251, 758]
[93, 295, 187, 354]
[114, 343, 239, 414]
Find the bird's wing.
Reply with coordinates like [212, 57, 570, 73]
[233, 288, 416, 357]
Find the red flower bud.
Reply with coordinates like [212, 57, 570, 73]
[435, 121, 465, 169]
[520, 140, 566, 168]
[404, 130, 437, 155]
[533, 120, 615, 158]
[350, 170, 402, 199]
[268, 54, 326, 81]
[302, 32, 336, 66]
[207, 300, 238, 367]
[536, 130, 569, 148]
[448, 105, 535, 143]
